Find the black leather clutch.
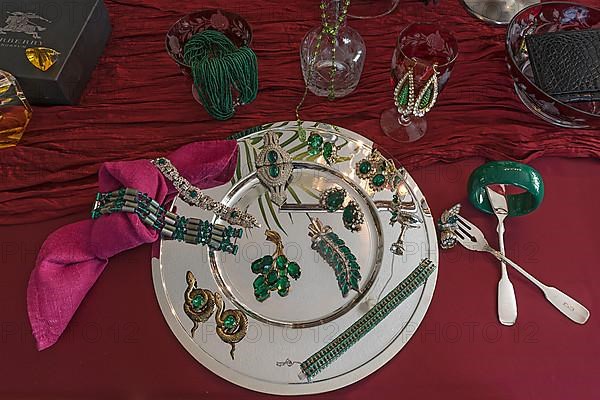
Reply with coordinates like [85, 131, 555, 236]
[525, 29, 600, 103]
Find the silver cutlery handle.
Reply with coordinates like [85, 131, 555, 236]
[496, 219, 517, 326]
[489, 248, 590, 325]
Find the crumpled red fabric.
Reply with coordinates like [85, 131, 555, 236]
[2, 0, 600, 228]
[27, 140, 238, 350]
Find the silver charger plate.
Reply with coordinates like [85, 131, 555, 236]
[152, 121, 438, 395]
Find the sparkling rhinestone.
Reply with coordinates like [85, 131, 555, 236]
[307, 133, 323, 148]
[262, 255, 273, 266]
[342, 206, 355, 226]
[276, 255, 288, 269]
[191, 294, 204, 309]
[267, 150, 279, 163]
[255, 287, 270, 302]
[372, 174, 386, 187]
[325, 189, 344, 211]
[323, 142, 335, 162]
[223, 315, 237, 330]
[267, 270, 278, 286]
[269, 165, 280, 178]
[251, 259, 263, 274]
[287, 262, 301, 279]
[253, 275, 266, 289]
[359, 161, 371, 174]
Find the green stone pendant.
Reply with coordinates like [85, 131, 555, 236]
[250, 230, 301, 302]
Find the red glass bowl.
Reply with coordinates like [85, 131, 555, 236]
[506, 2, 600, 128]
[165, 9, 253, 77]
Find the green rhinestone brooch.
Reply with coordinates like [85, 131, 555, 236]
[318, 186, 365, 232]
[255, 131, 293, 206]
[355, 149, 405, 192]
[438, 203, 461, 249]
[251, 230, 301, 302]
[308, 218, 361, 297]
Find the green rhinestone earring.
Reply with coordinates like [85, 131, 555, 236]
[307, 132, 337, 165]
[355, 150, 405, 192]
[183, 270, 216, 337]
[214, 292, 248, 360]
[318, 186, 364, 232]
[251, 230, 301, 302]
[319, 186, 346, 212]
[342, 200, 364, 232]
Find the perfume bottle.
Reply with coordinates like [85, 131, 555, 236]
[300, 0, 366, 99]
[0, 70, 32, 149]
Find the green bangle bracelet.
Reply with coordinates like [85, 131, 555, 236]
[467, 161, 544, 217]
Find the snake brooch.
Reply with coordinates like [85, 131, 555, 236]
[214, 292, 248, 360]
[183, 271, 216, 337]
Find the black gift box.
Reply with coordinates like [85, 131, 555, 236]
[0, 0, 111, 105]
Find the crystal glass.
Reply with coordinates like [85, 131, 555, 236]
[506, 2, 600, 128]
[380, 23, 458, 142]
[165, 9, 253, 106]
[348, 0, 400, 19]
[0, 70, 32, 149]
[300, 0, 366, 98]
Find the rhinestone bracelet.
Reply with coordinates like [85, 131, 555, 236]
[91, 187, 243, 255]
[299, 258, 437, 381]
[151, 157, 260, 229]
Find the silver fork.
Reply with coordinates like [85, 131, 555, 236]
[486, 186, 518, 326]
[454, 215, 590, 325]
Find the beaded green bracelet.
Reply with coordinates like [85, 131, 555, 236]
[299, 258, 437, 381]
[92, 187, 243, 255]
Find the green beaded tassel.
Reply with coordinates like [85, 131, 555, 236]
[183, 30, 258, 120]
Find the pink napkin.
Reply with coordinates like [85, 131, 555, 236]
[27, 140, 239, 350]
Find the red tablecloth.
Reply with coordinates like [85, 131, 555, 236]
[1, 156, 599, 399]
[1, 0, 600, 398]
[1, 0, 599, 225]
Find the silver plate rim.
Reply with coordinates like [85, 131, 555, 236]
[151, 121, 439, 395]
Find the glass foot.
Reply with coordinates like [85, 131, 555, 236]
[380, 108, 427, 143]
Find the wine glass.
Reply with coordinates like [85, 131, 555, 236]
[380, 23, 458, 142]
[165, 9, 253, 107]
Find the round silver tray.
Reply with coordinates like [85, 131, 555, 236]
[152, 121, 438, 395]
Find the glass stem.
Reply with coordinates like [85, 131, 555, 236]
[399, 114, 412, 126]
